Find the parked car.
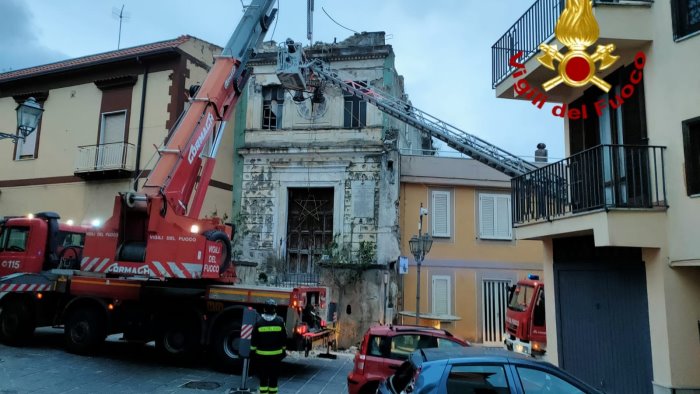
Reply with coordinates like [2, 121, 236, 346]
[378, 347, 605, 394]
[347, 325, 470, 394]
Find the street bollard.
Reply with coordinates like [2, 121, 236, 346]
[230, 307, 258, 394]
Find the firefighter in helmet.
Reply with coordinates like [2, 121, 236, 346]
[251, 298, 286, 394]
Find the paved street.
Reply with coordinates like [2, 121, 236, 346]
[0, 328, 352, 394]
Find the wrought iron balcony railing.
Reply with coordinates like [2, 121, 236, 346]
[511, 144, 667, 225]
[270, 272, 321, 287]
[492, 0, 655, 88]
[492, 0, 563, 88]
[75, 142, 136, 173]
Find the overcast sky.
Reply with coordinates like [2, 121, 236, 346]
[0, 0, 564, 159]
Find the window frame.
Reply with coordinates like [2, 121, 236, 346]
[99, 110, 128, 144]
[672, 0, 700, 41]
[262, 85, 285, 130]
[683, 116, 700, 196]
[444, 363, 511, 394]
[515, 365, 587, 394]
[0, 226, 30, 252]
[478, 192, 513, 241]
[13, 117, 43, 161]
[343, 81, 368, 128]
[431, 274, 451, 316]
[430, 189, 452, 238]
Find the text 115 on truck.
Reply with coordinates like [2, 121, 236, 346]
[504, 274, 546, 357]
[0, 0, 332, 369]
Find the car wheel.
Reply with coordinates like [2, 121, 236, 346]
[359, 381, 380, 394]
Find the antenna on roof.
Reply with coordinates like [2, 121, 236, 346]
[307, 0, 314, 46]
[112, 5, 130, 49]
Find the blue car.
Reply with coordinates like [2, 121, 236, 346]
[378, 347, 604, 394]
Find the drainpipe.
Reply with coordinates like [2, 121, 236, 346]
[134, 60, 149, 191]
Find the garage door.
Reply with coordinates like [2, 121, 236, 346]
[554, 237, 653, 394]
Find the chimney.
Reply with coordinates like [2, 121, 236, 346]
[535, 143, 548, 162]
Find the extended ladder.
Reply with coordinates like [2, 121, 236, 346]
[307, 61, 538, 178]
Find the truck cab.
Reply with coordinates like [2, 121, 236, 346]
[504, 274, 546, 357]
[0, 212, 86, 276]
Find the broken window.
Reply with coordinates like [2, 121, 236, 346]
[262, 85, 285, 130]
[343, 81, 367, 128]
[286, 188, 334, 277]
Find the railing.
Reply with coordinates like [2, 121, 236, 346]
[492, 0, 563, 88]
[75, 142, 136, 173]
[511, 144, 667, 224]
[491, 0, 655, 88]
[271, 272, 320, 287]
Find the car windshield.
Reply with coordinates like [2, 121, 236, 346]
[508, 284, 534, 312]
[0, 226, 30, 253]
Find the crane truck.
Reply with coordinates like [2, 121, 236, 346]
[0, 0, 331, 370]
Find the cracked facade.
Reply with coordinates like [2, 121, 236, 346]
[232, 32, 431, 345]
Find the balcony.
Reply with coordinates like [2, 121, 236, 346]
[511, 144, 668, 247]
[74, 142, 136, 180]
[492, 0, 653, 102]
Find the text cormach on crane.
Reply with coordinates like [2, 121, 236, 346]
[0, 2, 332, 368]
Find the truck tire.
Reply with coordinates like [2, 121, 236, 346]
[211, 318, 242, 371]
[0, 299, 35, 345]
[203, 230, 232, 273]
[64, 306, 106, 354]
[155, 317, 200, 360]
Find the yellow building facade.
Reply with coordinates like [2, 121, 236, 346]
[0, 36, 234, 225]
[398, 154, 544, 343]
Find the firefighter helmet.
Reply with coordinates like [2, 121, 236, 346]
[264, 298, 277, 314]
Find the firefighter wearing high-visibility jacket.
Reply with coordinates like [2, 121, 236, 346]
[251, 299, 286, 394]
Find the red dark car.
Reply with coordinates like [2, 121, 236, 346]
[347, 325, 470, 394]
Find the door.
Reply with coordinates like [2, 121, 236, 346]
[482, 279, 510, 344]
[554, 237, 653, 394]
[286, 187, 334, 281]
[98, 111, 126, 169]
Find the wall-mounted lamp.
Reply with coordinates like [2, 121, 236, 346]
[0, 97, 45, 143]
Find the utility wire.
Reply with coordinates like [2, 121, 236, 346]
[322, 7, 358, 34]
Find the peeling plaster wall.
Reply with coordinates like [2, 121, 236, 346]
[232, 33, 421, 345]
[238, 151, 384, 264]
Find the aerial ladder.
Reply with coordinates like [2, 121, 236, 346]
[276, 40, 540, 178]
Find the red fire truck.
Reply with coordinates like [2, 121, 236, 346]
[0, 0, 330, 369]
[0, 211, 330, 368]
[504, 274, 546, 357]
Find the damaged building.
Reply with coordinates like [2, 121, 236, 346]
[231, 32, 431, 346]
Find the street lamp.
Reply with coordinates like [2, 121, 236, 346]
[408, 205, 433, 325]
[0, 97, 45, 142]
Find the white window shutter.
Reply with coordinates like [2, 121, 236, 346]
[431, 191, 450, 237]
[432, 276, 450, 315]
[495, 195, 513, 239]
[480, 194, 512, 240]
[479, 194, 495, 239]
